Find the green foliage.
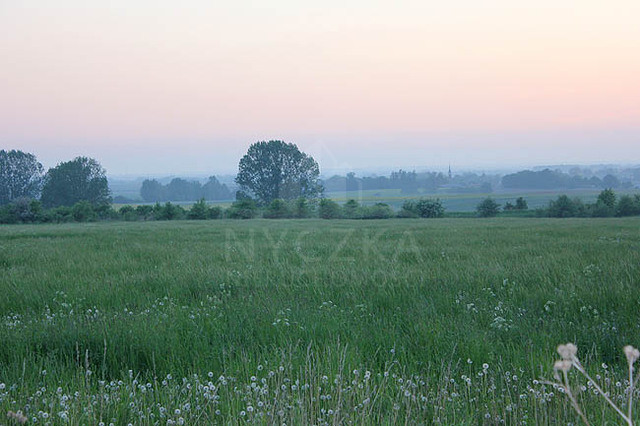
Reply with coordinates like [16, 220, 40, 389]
[153, 202, 185, 220]
[208, 206, 223, 219]
[227, 199, 258, 219]
[342, 199, 362, 219]
[0, 198, 43, 223]
[362, 202, 394, 219]
[597, 188, 617, 208]
[235, 140, 323, 204]
[41, 157, 111, 208]
[140, 176, 231, 202]
[547, 195, 581, 217]
[187, 198, 210, 220]
[119, 205, 138, 221]
[318, 198, 342, 219]
[515, 197, 528, 210]
[263, 199, 291, 219]
[292, 197, 313, 218]
[72, 201, 97, 222]
[401, 198, 445, 218]
[135, 205, 154, 220]
[476, 197, 500, 217]
[0, 149, 44, 205]
[615, 195, 637, 217]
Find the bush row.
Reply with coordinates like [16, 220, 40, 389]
[539, 190, 640, 218]
[2, 192, 638, 224]
[0, 197, 448, 224]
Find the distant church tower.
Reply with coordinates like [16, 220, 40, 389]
[448, 164, 452, 180]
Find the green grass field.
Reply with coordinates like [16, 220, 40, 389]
[1, 218, 640, 424]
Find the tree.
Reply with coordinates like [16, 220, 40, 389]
[188, 198, 210, 220]
[0, 150, 44, 205]
[597, 188, 616, 209]
[476, 197, 500, 217]
[202, 176, 231, 200]
[615, 195, 639, 217]
[40, 157, 111, 208]
[515, 197, 528, 210]
[547, 195, 579, 218]
[140, 179, 165, 202]
[235, 140, 323, 205]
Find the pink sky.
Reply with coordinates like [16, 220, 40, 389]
[1, 0, 639, 175]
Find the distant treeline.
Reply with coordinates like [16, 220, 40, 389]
[140, 177, 231, 202]
[502, 169, 631, 190]
[323, 170, 494, 194]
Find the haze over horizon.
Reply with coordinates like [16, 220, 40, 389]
[2, 0, 639, 176]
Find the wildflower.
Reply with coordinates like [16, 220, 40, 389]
[624, 345, 640, 365]
[7, 411, 28, 424]
[557, 343, 578, 360]
[554, 360, 572, 372]
[482, 363, 489, 370]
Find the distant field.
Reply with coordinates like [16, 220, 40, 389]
[1, 219, 639, 423]
[114, 189, 640, 214]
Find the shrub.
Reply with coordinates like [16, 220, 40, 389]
[154, 202, 185, 220]
[400, 198, 444, 218]
[398, 201, 419, 218]
[188, 198, 209, 220]
[615, 195, 636, 217]
[318, 199, 342, 219]
[136, 205, 154, 220]
[119, 205, 138, 221]
[292, 198, 313, 218]
[547, 195, 579, 218]
[415, 198, 444, 218]
[208, 206, 223, 219]
[342, 199, 363, 219]
[72, 201, 97, 222]
[0, 198, 43, 224]
[515, 197, 528, 210]
[263, 199, 291, 219]
[362, 203, 394, 219]
[227, 199, 258, 219]
[476, 198, 500, 217]
[43, 206, 73, 223]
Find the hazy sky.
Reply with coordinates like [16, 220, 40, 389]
[1, 0, 639, 176]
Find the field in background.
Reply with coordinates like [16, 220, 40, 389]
[112, 185, 640, 213]
[1, 218, 639, 423]
[325, 188, 613, 211]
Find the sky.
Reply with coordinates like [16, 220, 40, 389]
[1, 0, 639, 176]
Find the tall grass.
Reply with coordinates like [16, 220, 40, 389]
[1, 218, 639, 423]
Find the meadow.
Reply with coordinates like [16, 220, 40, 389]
[1, 218, 640, 424]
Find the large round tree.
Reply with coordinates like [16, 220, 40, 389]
[235, 140, 322, 205]
[0, 149, 44, 205]
[41, 157, 111, 208]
